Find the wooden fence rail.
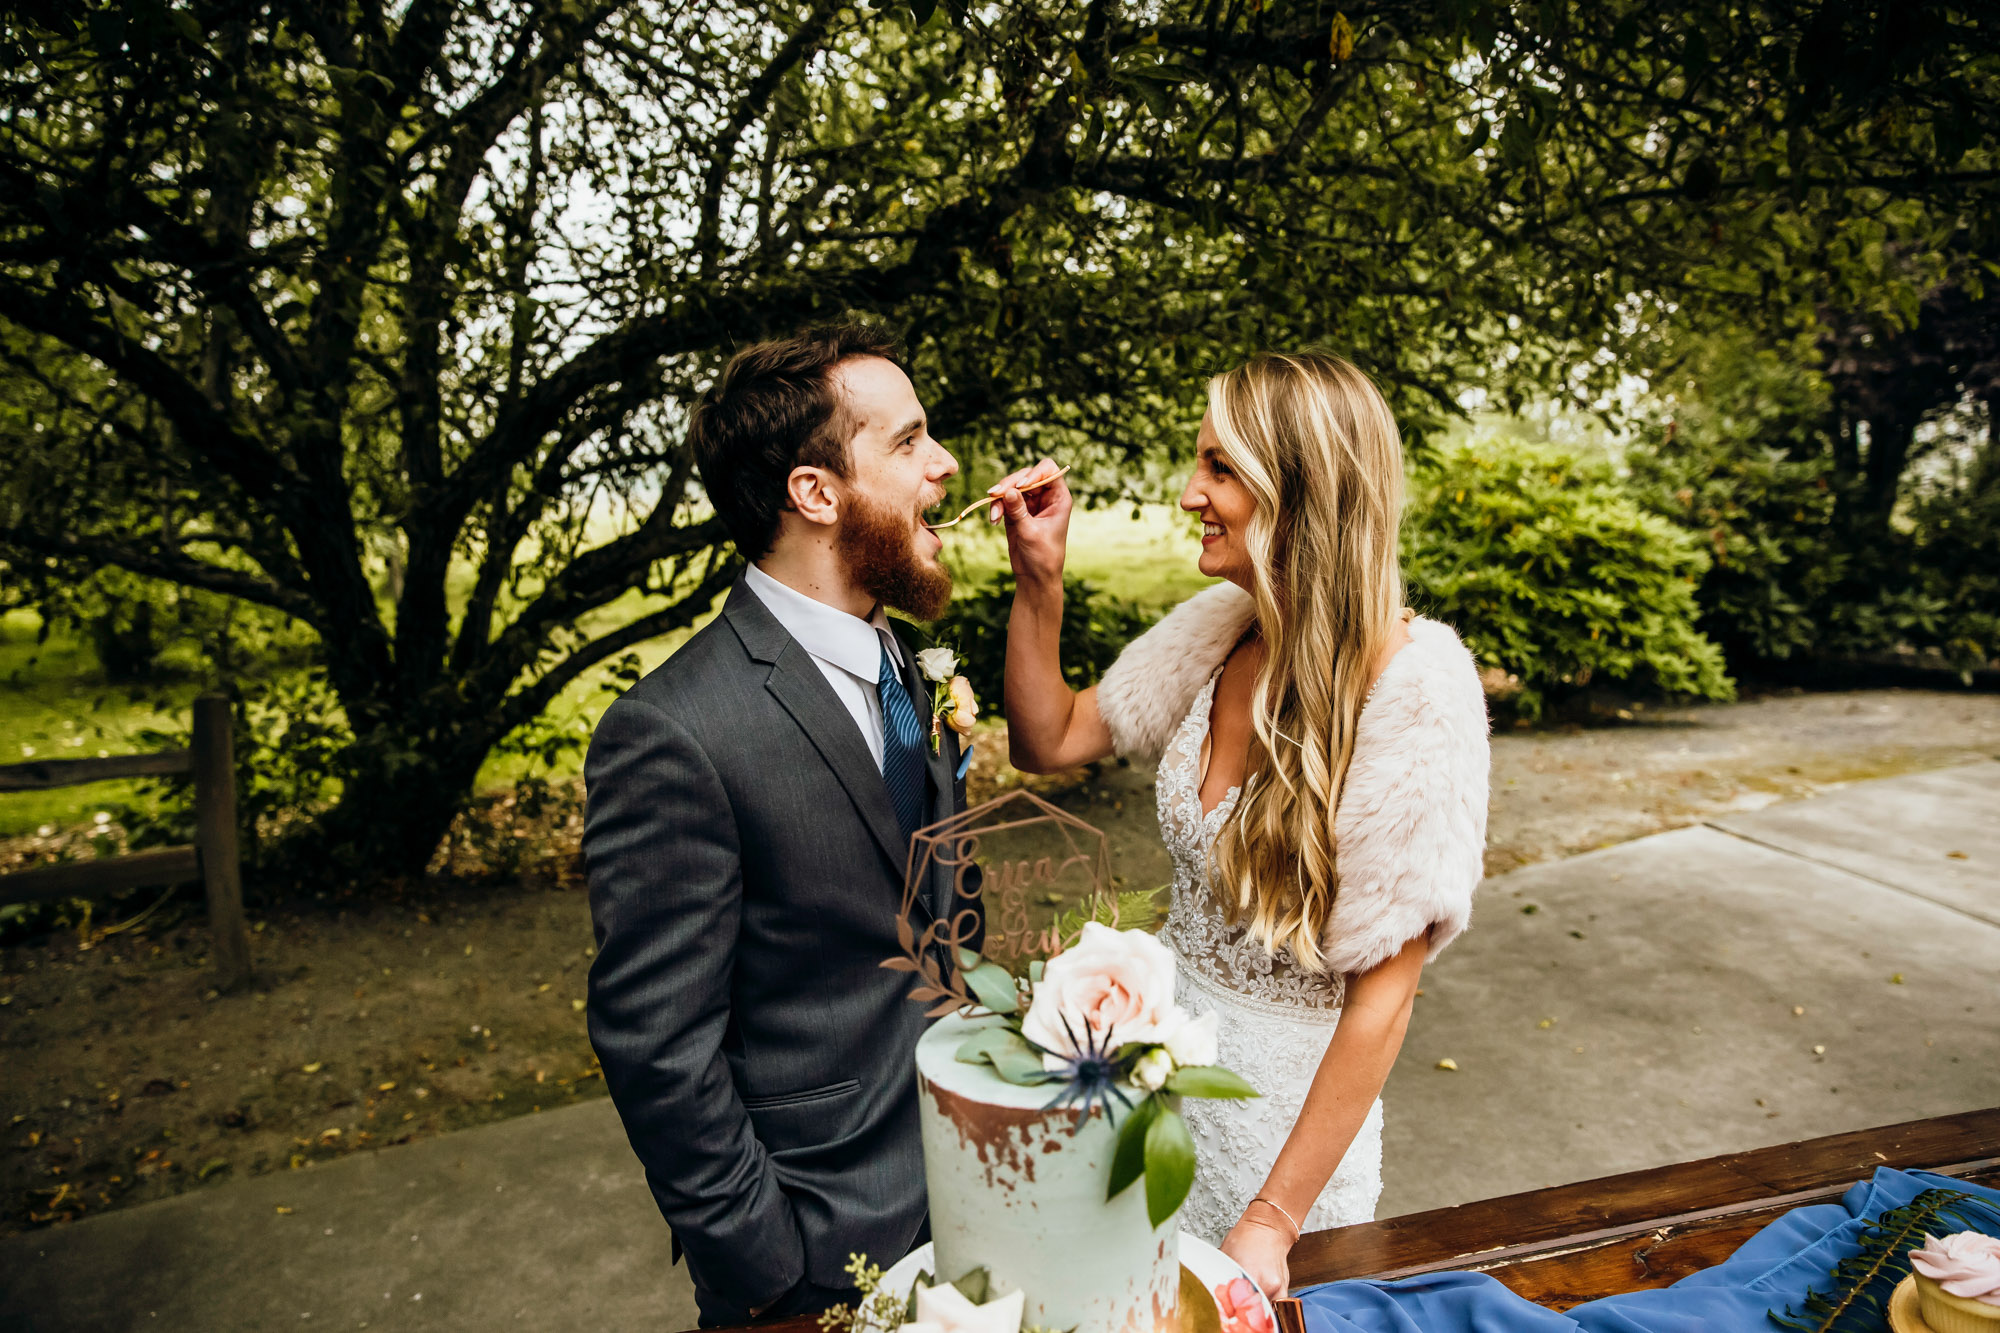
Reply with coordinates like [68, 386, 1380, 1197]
[0, 693, 250, 988]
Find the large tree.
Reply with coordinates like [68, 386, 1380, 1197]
[3, 0, 1994, 875]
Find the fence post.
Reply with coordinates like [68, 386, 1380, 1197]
[193, 694, 251, 990]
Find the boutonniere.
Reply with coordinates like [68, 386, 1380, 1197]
[916, 646, 978, 753]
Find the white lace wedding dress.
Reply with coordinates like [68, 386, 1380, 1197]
[1157, 671, 1385, 1246]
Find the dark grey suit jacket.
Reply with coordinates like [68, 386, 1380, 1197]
[582, 578, 975, 1309]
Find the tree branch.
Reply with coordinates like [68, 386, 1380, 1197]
[491, 556, 742, 739]
[0, 277, 298, 504]
[0, 525, 323, 627]
[695, 2, 839, 271]
[466, 511, 729, 706]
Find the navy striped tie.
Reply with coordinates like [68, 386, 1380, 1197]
[877, 633, 929, 842]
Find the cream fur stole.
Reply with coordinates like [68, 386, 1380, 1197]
[1097, 582, 1491, 976]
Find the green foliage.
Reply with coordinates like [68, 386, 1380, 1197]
[1900, 459, 2000, 676]
[107, 672, 351, 874]
[1051, 886, 1169, 941]
[1163, 1066, 1258, 1099]
[1405, 435, 1735, 718]
[1626, 337, 1844, 666]
[923, 576, 1158, 722]
[5, 0, 1996, 880]
[955, 1024, 1044, 1085]
[960, 959, 1022, 1016]
[1107, 1091, 1160, 1203]
[1768, 1187, 2000, 1332]
[1627, 330, 1999, 676]
[1141, 1102, 1197, 1230]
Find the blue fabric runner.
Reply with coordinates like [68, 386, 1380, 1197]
[1296, 1168, 2000, 1332]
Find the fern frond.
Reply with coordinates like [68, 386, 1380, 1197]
[1767, 1187, 2000, 1332]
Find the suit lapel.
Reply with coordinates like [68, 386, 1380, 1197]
[889, 624, 964, 925]
[725, 582, 930, 912]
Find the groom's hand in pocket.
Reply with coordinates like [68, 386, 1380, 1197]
[990, 456, 1071, 586]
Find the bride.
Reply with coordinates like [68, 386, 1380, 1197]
[991, 351, 1490, 1299]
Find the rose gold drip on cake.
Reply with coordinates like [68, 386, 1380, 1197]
[920, 1074, 1056, 1188]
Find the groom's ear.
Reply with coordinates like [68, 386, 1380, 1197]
[784, 465, 842, 528]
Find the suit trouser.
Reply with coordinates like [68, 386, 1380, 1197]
[687, 1214, 929, 1328]
[693, 1277, 858, 1328]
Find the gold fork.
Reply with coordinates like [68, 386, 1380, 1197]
[923, 465, 1071, 531]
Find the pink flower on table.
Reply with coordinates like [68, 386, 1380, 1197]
[1912, 1231, 2000, 1305]
[1215, 1276, 1274, 1333]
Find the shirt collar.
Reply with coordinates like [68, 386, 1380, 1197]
[744, 561, 903, 681]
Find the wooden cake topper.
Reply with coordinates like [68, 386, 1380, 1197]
[884, 789, 1117, 1016]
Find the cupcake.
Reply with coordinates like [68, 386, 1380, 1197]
[1911, 1231, 2000, 1333]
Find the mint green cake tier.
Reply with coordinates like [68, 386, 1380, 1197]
[915, 1013, 1180, 1333]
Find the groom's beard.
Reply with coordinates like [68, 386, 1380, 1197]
[838, 489, 952, 622]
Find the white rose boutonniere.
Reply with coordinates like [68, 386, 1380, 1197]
[917, 647, 959, 682]
[919, 645, 976, 752]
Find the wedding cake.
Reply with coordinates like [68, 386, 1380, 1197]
[873, 800, 1256, 1333]
[916, 1012, 1178, 1333]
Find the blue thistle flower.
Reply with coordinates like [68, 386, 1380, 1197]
[1028, 1014, 1136, 1131]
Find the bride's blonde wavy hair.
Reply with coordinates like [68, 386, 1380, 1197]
[1207, 351, 1406, 975]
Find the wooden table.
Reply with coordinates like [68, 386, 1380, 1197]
[697, 1107, 2000, 1332]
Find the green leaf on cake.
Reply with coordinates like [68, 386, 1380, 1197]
[956, 1026, 1016, 1064]
[955, 1026, 1046, 1085]
[962, 960, 1021, 1015]
[906, 1271, 934, 1322]
[958, 947, 983, 972]
[949, 1266, 992, 1304]
[989, 1041, 1048, 1086]
[1143, 1106, 1197, 1230]
[1027, 959, 1045, 984]
[1107, 1093, 1160, 1201]
[1165, 1066, 1259, 1100]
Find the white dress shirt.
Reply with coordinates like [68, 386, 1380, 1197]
[742, 562, 906, 772]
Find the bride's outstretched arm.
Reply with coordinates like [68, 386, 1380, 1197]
[993, 459, 1115, 773]
[1221, 933, 1429, 1298]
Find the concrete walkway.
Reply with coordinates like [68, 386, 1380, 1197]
[5, 762, 1996, 1332]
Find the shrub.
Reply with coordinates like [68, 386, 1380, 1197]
[1627, 425, 1842, 666]
[1901, 459, 2000, 675]
[111, 670, 355, 876]
[916, 574, 1160, 721]
[1404, 436, 1735, 718]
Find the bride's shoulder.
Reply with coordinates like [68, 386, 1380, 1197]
[1362, 615, 1488, 738]
[1096, 582, 1255, 765]
[1326, 615, 1490, 977]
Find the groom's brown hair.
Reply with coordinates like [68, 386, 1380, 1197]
[689, 322, 905, 560]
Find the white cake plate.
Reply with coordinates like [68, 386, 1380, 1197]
[879, 1232, 1276, 1332]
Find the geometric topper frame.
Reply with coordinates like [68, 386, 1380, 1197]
[884, 789, 1117, 1017]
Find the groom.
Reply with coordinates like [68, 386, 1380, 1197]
[583, 324, 977, 1326]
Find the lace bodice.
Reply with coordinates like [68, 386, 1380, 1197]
[1158, 677, 1381, 1246]
[1158, 672, 1346, 1014]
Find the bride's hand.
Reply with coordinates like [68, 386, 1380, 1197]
[1220, 1206, 1293, 1301]
[989, 457, 1070, 587]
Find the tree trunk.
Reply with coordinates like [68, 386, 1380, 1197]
[1861, 414, 1914, 522]
[277, 712, 498, 883]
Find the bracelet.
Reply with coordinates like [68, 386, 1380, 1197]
[1250, 1195, 1302, 1242]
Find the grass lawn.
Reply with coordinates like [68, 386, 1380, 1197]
[0, 615, 208, 837]
[0, 506, 1214, 836]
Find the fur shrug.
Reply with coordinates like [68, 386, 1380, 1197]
[1096, 582, 1491, 977]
